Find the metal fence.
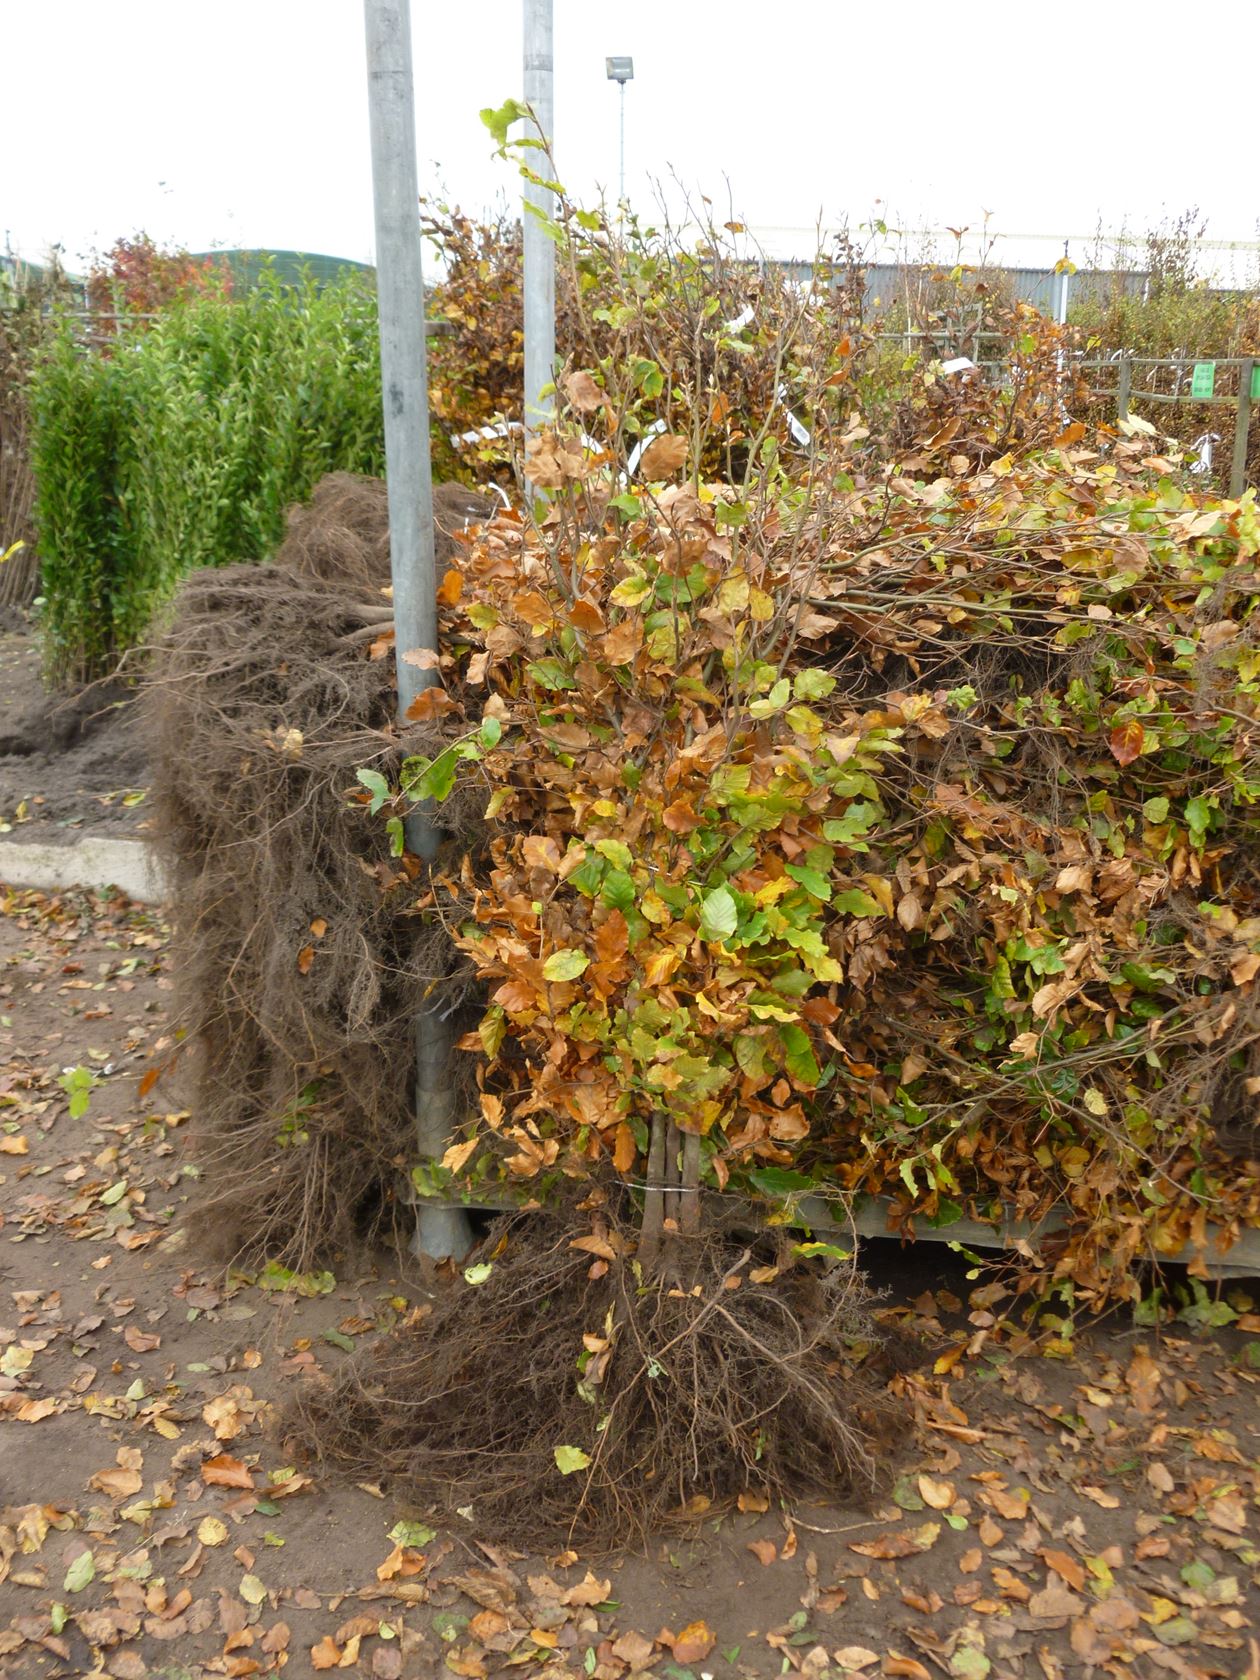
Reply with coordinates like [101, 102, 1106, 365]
[1078, 353, 1256, 496]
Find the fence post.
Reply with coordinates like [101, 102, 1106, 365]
[1230, 358, 1254, 499]
[363, 0, 471, 1261]
[1117, 354, 1131, 423]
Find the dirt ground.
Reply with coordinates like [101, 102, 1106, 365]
[0, 620, 148, 843]
[2, 885, 1259, 1680]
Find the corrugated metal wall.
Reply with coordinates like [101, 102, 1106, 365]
[814, 262, 1154, 313]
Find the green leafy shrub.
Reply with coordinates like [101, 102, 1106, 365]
[31, 270, 387, 683]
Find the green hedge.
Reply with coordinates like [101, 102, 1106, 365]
[31, 273, 389, 683]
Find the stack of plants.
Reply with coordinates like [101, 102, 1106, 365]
[287, 362, 1260, 1543]
[142, 181, 1260, 1540]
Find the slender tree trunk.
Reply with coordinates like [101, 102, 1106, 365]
[639, 1111, 666, 1272]
[678, 1131, 701, 1236]
[664, 1120, 681, 1230]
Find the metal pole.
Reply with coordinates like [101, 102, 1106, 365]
[1117, 353, 1131, 423]
[1055, 240, 1070, 414]
[522, 0, 555, 446]
[618, 80, 626, 204]
[364, 0, 470, 1261]
[1230, 358, 1254, 499]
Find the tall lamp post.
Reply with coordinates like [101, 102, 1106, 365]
[605, 55, 633, 205]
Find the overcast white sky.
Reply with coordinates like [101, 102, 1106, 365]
[6, 0, 1259, 281]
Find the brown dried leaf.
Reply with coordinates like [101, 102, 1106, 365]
[638, 434, 689, 479]
[201, 1455, 254, 1490]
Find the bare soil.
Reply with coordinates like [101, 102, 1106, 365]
[1, 886, 1258, 1680]
[0, 621, 148, 843]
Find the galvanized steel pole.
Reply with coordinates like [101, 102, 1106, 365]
[522, 0, 555, 446]
[364, 0, 470, 1261]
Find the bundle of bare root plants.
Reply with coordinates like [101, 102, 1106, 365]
[144, 474, 496, 1263]
[286, 1201, 907, 1550]
[285, 398, 1260, 1539]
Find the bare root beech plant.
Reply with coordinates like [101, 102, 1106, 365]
[279, 155, 1260, 1536]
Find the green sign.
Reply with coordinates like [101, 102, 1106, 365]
[1190, 361, 1216, 399]
[1251, 364, 1260, 401]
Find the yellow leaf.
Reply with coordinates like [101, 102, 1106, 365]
[917, 1474, 955, 1510]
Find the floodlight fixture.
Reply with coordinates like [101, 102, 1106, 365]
[606, 57, 634, 202]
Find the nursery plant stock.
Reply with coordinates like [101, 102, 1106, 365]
[384, 418, 1260, 1308]
[289, 400, 1260, 1541]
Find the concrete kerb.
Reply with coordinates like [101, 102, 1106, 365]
[0, 835, 164, 904]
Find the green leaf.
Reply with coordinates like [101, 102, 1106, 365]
[600, 870, 636, 912]
[1184, 796, 1212, 846]
[832, 888, 882, 917]
[257, 1262, 336, 1296]
[1153, 1617, 1198, 1648]
[609, 572, 652, 606]
[464, 1263, 494, 1286]
[892, 1474, 925, 1510]
[779, 1023, 820, 1087]
[554, 1444, 592, 1475]
[699, 886, 738, 942]
[749, 678, 791, 718]
[479, 714, 502, 750]
[1143, 795, 1170, 824]
[322, 1328, 356, 1353]
[401, 748, 459, 803]
[99, 1179, 128, 1206]
[63, 1550, 95, 1593]
[356, 768, 390, 814]
[479, 1006, 506, 1060]
[543, 949, 590, 982]
[784, 863, 831, 901]
[528, 657, 576, 692]
[389, 1520, 436, 1547]
[793, 668, 836, 701]
[1119, 962, 1175, 994]
[747, 1166, 815, 1198]
[733, 1034, 770, 1080]
[793, 1240, 852, 1262]
[386, 815, 405, 857]
[927, 1198, 964, 1228]
[239, 1574, 267, 1605]
[479, 97, 530, 148]
[594, 839, 634, 870]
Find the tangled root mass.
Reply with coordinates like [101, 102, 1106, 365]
[284, 1209, 914, 1551]
[144, 475, 496, 1265]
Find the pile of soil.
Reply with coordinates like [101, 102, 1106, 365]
[0, 625, 148, 839]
